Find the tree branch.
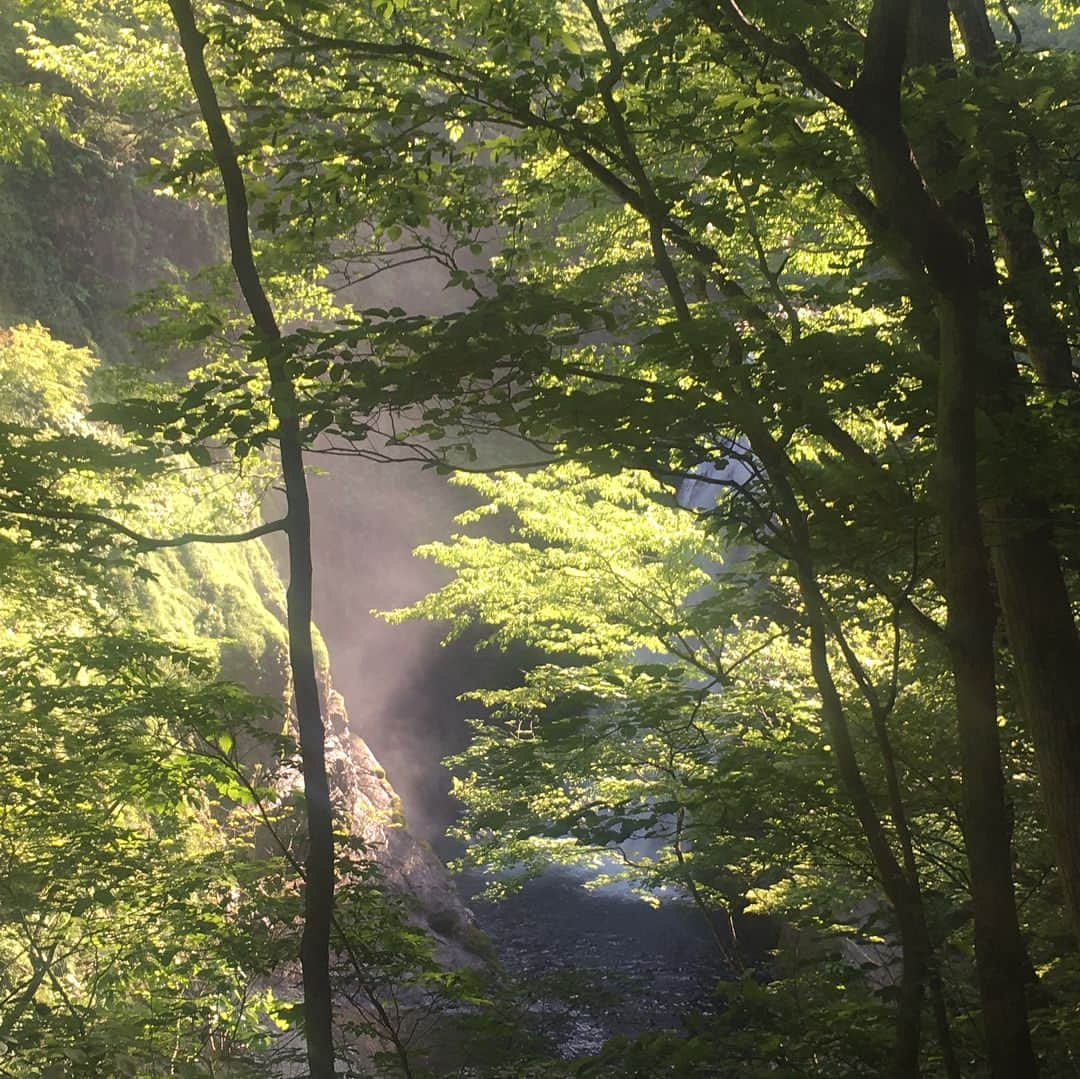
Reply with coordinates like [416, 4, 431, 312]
[697, 0, 853, 108]
[4, 507, 287, 551]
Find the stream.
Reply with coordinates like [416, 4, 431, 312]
[460, 868, 746, 1058]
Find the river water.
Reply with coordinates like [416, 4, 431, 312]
[459, 868, 740, 1058]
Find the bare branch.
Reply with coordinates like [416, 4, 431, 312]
[5, 507, 287, 551]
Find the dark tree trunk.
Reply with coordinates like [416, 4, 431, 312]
[952, 0, 1076, 391]
[167, 4, 336, 1074]
[946, 0, 1080, 940]
[692, 0, 1055, 1066]
[989, 522, 1080, 932]
[833, 6, 1041, 1071]
[936, 295, 1039, 1078]
[814, 12, 1040, 1073]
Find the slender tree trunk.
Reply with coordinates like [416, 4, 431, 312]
[602, 80, 936, 1054]
[798, 562, 925, 1079]
[936, 294, 1039, 1078]
[1051, 225, 1080, 341]
[167, 4, 336, 1075]
[952, 0, 1075, 390]
[824, 605, 961, 1079]
[757, 444, 927, 1078]
[946, 0, 1080, 940]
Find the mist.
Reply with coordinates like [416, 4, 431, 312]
[306, 453, 522, 852]
[305, 251, 521, 851]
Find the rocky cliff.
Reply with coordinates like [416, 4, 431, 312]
[0, 135, 478, 961]
[141, 536, 479, 958]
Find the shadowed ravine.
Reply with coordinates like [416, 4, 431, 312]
[463, 869, 737, 1056]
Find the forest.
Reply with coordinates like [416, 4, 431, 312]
[1, 0, 1079, 1075]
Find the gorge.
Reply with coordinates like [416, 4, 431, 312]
[3, 3, 1080, 1076]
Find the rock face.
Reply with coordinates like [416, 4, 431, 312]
[0, 138, 217, 363]
[321, 683, 482, 962]
[140, 535, 480, 961]
[0, 138, 479, 961]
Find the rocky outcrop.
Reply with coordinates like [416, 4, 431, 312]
[0, 135, 481, 965]
[322, 683, 484, 963]
[141, 534, 481, 963]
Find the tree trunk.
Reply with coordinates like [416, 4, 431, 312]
[989, 524, 1080, 931]
[947, 0, 1080, 940]
[277, 378, 336, 1079]
[167, 4, 336, 1074]
[697, 0, 1053, 1066]
[952, 0, 1076, 390]
[824, 604, 961, 1079]
[756, 442, 928, 1078]
[936, 294, 1039, 1078]
[798, 562, 926, 1079]
[816, 11, 1041, 1067]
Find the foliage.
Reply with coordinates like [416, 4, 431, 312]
[0, 321, 457, 1077]
[4, 0, 1080, 1074]
[0, 323, 293, 1075]
[385, 464, 999, 1071]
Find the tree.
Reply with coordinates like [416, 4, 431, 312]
[5, 6, 479, 1071]
[386, 461, 1061, 1076]
[163, 2, 338, 1071]
[0, 324, 305, 1076]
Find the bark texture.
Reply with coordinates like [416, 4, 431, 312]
[948, 0, 1080, 940]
